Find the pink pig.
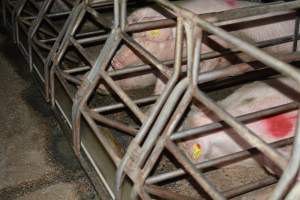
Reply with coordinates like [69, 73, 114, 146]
[180, 77, 298, 169]
[110, 0, 296, 91]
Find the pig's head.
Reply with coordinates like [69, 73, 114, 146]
[112, 8, 175, 70]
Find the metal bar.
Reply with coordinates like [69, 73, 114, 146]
[81, 106, 121, 165]
[70, 36, 95, 66]
[89, 110, 137, 136]
[60, 71, 82, 85]
[39, 0, 300, 199]
[28, 0, 54, 39]
[146, 138, 293, 185]
[48, 2, 83, 102]
[86, 6, 111, 29]
[121, 32, 172, 79]
[100, 71, 147, 123]
[270, 108, 300, 199]
[115, 17, 184, 199]
[293, 11, 300, 51]
[64, 65, 90, 74]
[286, 182, 300, 200]
[171, 102, 299, 141]
[193, 89, 288, 170]
[153, 0, 300, 85]
[99, 35, 300, 83]
[145, 185, 197, 200]
[92, 96, 158, 113]
[72, 29, 122, 155]
[166, 140, 226, 200]
[125, 4, 299, 33]
[223, 176, 277, 198]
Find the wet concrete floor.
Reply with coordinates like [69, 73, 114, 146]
[0, 15, 99, 200]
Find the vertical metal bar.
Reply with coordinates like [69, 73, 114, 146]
[192, 32, 203, 87]
[48, 1, 81, 103]
[28, 0, 54, 39]
[28, 0, 54, 72]
[286, 182, 300, 200]
[49, 3, 86, 102]
[114, 0, 120, 28]
[270, 109, 300, 200]
[293, 11, 300, 52]
[72, 29, 122, 156]
[115, 17, 184, 199]
[184, 21, 194, 82]
[141, 17, 188, 179]
[120, 0, 127, 30]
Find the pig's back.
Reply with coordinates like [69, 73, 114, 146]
[177, 0, 295, 69]
[220, 78, 299, 117]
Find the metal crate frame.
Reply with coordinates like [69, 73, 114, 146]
[26, 0, 79, 100]
[71, 0, 300, 199]
[4, 0, 300, 199]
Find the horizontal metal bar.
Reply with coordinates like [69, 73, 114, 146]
[146, 138, 293, 185]
[64, 65, 90, 74]
[224, 176, 277, 198]
[104, 35, 299, 81]
[155, 0, 300, 84]
[171, 102, 299, 141]
[125, 3, 299, 33]
[101, 71, 147, 122]
[166, 140, 226, 200]
[121, 32, 171, 79]
[81, 106, 122, 165]
[193, 89, 288, 169]
[145, 184, 197, 200]
[92, 95, 158, 113]
[89, 109, 137, 136]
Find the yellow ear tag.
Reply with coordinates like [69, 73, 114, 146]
[148, 29, 161, 38]
[192, 143, 203, 160]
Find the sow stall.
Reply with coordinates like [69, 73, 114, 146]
[3, 0, 300, 199]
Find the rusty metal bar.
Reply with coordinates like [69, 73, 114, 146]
[89, 110, 138, 136]
[171, 102, 299, 141]
[14, 0, 300, 199]
[146, 138, 293, 185]
[166, 140, 226, 200]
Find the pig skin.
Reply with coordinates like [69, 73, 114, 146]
[111, 0, 296, 91]
[180, 77, 298, 176]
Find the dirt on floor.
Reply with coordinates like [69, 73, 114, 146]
[0, 15, 99, 200]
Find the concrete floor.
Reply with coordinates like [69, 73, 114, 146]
[0, 18, 98, 200]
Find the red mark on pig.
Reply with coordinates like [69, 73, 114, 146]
[263, 113, 296, 138]
[225, 0, 236, 7]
